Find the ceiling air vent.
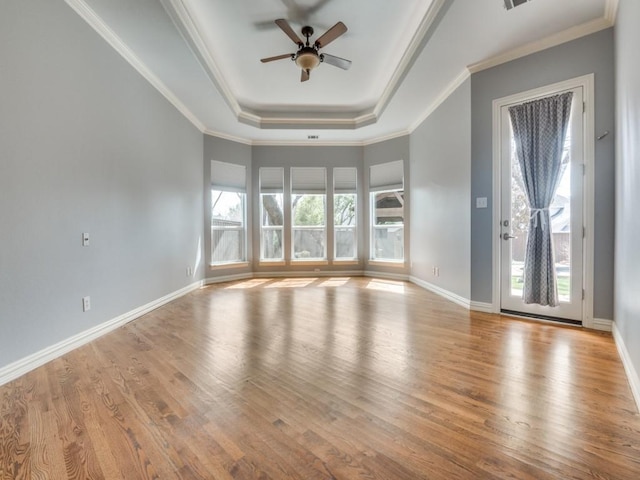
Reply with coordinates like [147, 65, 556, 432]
[504, 0, 532, 10]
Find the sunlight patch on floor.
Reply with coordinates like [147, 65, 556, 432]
[265, 278, 318, 288]
[318, 278, 350, 287]
[225, 279, 271, 289]
[366, 279, 406, 294]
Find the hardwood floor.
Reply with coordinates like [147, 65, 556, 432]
[1, 277, 639, 479]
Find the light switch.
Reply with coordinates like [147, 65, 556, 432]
[82, 232, 90, 246]
[476, 197, 488, 209]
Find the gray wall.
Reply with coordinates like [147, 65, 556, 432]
[204, 135, 253, 278]
[614, 0, 640, 378]
[470, 29, 615, 319]
[0, 0, 203, 367]
[364, 136, 411, 275]
[251, 145, 365, 273]
[410, 79, 471, 299]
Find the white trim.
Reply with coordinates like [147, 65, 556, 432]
[410, 276, 471, 310]
[255, 270, 364, 279]
[409, 69, 471, 132]
[590, 318, 613, 332]
[289, 260, 329, 266]
[64, 0, 206, 133]
[363, 271, 409, 282]
[162, 0, 242, 117]
[468, 18, 613, 74]
[612, 322, 640, 414]
[203, 273, 253, 284]
[362, 130, 412, 146]
[491, 75, 595, 324]
[0, 281, 203, 387]
[470, 301, 494, 313]
[252, 139, 366, 147]
[204, 130, 253, 146]
[373, 0, 449, 120]
[605, 0, 619, 24]
[209, 261, 250, 270]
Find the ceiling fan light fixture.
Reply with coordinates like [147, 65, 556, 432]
[295, 50, 320, 70]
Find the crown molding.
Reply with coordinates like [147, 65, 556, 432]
[161, 0, 242, 117]
[203, 129, 253, 145]
[64, 0, 206, 133]
[251, 139, 366, 147]
[362, 130, 411, 146]
[243, 112, 378, 131]
[604, 0, 619, 24]
[372, 0, 451, 120]
[467, 16, 613, 74]
[409, 68, 470, 133]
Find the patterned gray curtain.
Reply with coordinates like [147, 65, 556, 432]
[508, 92, 573, 307]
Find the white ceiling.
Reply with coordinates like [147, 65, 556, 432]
[67, 0, 613, 144]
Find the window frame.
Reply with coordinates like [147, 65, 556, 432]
[259, 192, 285, 263]
[333, 167, 358, 262]
[370, 188, 405, 263]
[210, 189, 247, 266]
[259, 167, 285, 264]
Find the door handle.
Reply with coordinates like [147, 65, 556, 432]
[502, 233, 516, 240]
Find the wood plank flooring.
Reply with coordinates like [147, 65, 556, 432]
[1, 277, 639, 479]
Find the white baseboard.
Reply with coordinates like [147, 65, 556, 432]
[409, 276, 471, 310]
[365, 271, 410, 282]
[254, 270, 365, 279]
[470, 301, 494, 313]
[203, 272, 254, 284]
[0, 280, 203, 387]
[590, 318, 613, 332]
[612, 322, 640, 414]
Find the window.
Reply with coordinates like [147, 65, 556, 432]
[291, 167, 326, 260]
[210, 161, 246, 265]
[370, 161, 404, 262]
[334, 167, 357, 260]
[259, 167, 284, 262]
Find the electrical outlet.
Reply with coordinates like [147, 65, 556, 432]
[435, 267, 440, 277]
[186, 267, 192, 277]
[82, 296, 91, 312]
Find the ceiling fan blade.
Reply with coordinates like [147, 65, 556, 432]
[275, 19, 303, 46]
[321, 53, 351, 70]
[314, 21, 347, 48]
[301, 69, 310, 82]
[260, 53, 293, 63]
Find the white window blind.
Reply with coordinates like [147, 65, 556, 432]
[260, 167, 284, 193]
[211, 160, 246, 193]
[369, 160, 404, 192]
[334, 167, 357, 193]
[291, 167, 326, 194]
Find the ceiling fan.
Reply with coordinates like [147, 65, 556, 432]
[260, 19, 352, 82]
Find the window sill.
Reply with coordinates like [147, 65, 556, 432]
[333, 260, 360, 265]
[209, 262, 250, 270]
[259, 260, 286, 266]
[367, 260, 405, 268]
[290, 260, 329, 266]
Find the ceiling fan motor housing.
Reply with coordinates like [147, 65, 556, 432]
[295, 47, 320, 70]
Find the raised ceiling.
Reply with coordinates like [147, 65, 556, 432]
[66, 0, 613, 144]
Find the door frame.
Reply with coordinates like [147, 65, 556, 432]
[491, 74, 595, 328]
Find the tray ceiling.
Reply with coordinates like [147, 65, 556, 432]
[66, 0, 612, 143]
